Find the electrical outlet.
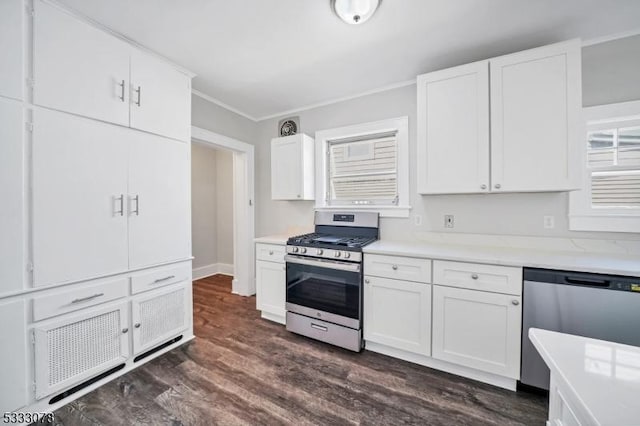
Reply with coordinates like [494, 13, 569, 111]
[444, 215, 454, 228]
[414, 214, 422, 226]
[543, 215, 555, 229]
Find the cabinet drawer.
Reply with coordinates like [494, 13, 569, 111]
[131, 263, 191, 295]
[433, 260, 522, 296]
[364, 254, 431, 283]
[256, 243, 286, 263]
[32, 278, 128, 322]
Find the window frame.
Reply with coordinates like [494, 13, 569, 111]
[315, 116, 411, 218]
[569, 100, 640, 233]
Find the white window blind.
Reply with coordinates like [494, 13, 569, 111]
[327, 131, 398, 205]
[587, 126, 640, 208]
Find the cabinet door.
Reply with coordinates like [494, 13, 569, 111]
[33, 0, 130, 126]
[33, 109, 129, 286]
[432, 285, 521, 378]
[0, 0, 23, 100]
[130, 51, 191, 142]
[34, 302, 130, 399]
[490, 40, 581, 192]
[131, 283, 189, 355]
[271, 136, 303, 200]
[128, 132, 191, 269]
[0, 98, 24, 294]
[417, 61, 490, 194]
[256, 260, 286, 318]
[0, 300, 28, 412]
[363, 276, 431, 356]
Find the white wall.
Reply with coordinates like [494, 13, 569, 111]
[216, 149, 234, 265]
[191, 143, 218, 269]
[191, 143, 235, 272]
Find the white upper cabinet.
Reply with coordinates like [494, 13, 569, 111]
[0, 0, 24, 100]
[417, 39, 581, 194]
[34, 0, 130, 126]
[128, 132, 191, 269]
[417, 61, 490, 194]
[271, 134, 315, 200]
[33, 0, 192, 141]
[0, 98, 24, 295]
[32, 109, 129, 286]
[490, 40, 581, 192]
[130, 51, 191, 142]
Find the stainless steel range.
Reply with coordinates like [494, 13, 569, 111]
[285, 211, 379, 351]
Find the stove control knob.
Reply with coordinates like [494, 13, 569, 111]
[292, 247, 299, 253]
[300, 247, 307, 254]
[334, 251, 341, 258]
[344, 252, 351, 259]
[316, 249, 324, 255]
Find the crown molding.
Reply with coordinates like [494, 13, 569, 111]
[255, 78, 416, 121]
[582, 27, 640, 46]
[191, 90, 259, 122]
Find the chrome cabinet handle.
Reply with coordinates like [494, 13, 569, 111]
[481, 184, 487, 190]
[494, 184, 501, 189]
[118, 79, 125, 102]
[122, 328, 129, 334]
[471, 274, 479, 280]
[269, 250, 274, 255]
[153, 275, 175, 284]
[71, 293, 104, 304]
[131, 195, 140, 216]
[512, 300, 520, 306]
[365, 279, 370, 284]
[134, 323, 141, 328]
[135, 85, 141, 106]
[311, 323, 328, 332]
[114, 194, 124, 216]
[392, 265, 398, 270]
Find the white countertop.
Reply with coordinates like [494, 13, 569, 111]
[363, 240, 640, 276]
[529, 329, 640, 426]
[254, 234, 290, 245]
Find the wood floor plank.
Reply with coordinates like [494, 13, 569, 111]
[52, 275, 547, 425]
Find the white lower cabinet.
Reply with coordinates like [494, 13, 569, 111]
[256, 259, 286, 324]
[363, 276, 431, 356]
[34, 302, 130, 399]
[549, 377, 581, 426]
[431, 285, 522, 379]
[0, 300, 28, 413]
[131, 283, 189, 355]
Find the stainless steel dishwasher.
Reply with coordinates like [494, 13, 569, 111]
[521, 268, 640, 390]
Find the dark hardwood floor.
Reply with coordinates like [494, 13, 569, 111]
[52, 275, 548, 425]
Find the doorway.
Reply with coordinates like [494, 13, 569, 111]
[190, 126, 255, 296]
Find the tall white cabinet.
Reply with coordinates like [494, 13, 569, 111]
[417, 39, 581, 194]
[0, 0, 194, 415]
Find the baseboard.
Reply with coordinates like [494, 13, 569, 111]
[192, 263, 234, 280]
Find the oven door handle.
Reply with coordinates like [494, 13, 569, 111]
[285, 255, 361, 273]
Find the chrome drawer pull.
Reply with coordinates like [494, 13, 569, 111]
[311, 323, 328, 332]
[512, 300, 520, 306]
[71, 293, 104, 304]
[471, 274, 479, 280]
[269, 250, 274, 255]
[392, 265, 398, 270]
[153, 275, 176, 284]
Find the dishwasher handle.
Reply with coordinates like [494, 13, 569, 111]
[564, 276, 611, 287]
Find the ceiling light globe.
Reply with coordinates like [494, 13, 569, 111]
[332, 0, 381, 25]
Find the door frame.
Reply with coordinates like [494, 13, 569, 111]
[191, 126, 255, 296]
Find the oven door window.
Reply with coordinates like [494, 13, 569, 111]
[286, 260, 361, 320]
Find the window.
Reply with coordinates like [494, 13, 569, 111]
[315, 117, 410, 217]
[569, 101, 640, 232]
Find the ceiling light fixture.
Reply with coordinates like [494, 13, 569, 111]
[332, 0, 381, 25]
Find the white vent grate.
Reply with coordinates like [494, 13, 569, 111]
[47, 311, 121, 387]
[139, 289, 185, 346]
[328, 134, 398, 205]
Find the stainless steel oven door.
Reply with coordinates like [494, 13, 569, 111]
[285, 255, 362, 329]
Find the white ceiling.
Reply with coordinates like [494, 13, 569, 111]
[57, 0, 640, 121]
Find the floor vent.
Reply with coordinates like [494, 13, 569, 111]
[49, 363, 126, 404]
[134, 335, 183, 363]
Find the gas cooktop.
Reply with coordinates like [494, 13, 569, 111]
[287, 232, 377, 250]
